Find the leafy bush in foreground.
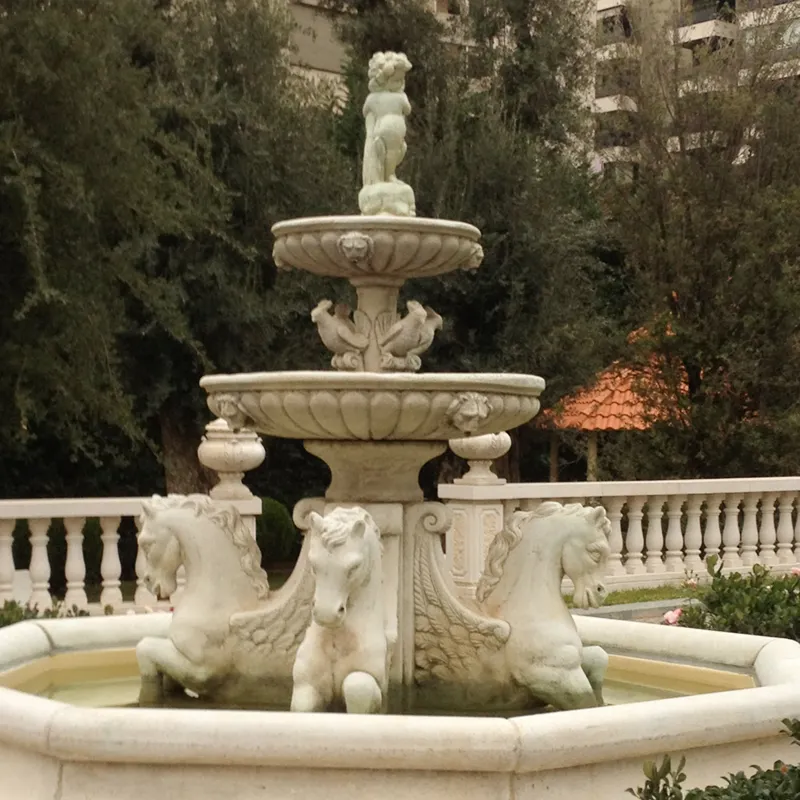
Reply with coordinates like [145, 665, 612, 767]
[629, 720, 800, 799]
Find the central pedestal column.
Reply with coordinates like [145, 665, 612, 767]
[303, 439, 446, 710]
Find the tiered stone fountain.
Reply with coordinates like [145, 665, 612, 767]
[3, 51, 800, 800]
[134, 50, 613, 715]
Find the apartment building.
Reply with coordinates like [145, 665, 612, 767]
[592, 0, 800, 173]
[287, 0, 464, 92]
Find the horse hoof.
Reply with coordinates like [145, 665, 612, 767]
[343, 672, 382, 714]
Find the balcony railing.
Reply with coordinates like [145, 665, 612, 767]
[0, 496, 261, 612]
[594, 111, 638, 148]
[439, 476, 800, 597]
[5, 477, 800, 614]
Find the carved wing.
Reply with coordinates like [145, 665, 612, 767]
[229, 543, 314, 670]
[377, 314, 405, 348]
[335, 320, 369, 351]
[374, 310, 398, 345]
[413, 504, 510, 687]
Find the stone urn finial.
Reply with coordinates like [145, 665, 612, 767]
[448, 432, 512, 485]
[197, 418, 266, 499]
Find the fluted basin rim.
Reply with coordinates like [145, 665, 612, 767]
[200, 371, 545, 393]
[271, 215, 481, 239]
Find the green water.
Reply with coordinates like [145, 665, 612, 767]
[39, 675, 683, 712]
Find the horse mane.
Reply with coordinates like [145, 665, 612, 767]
[317, 506, 378, 553]
[475, 502, 598, 604]
[143, 494, 270, 600]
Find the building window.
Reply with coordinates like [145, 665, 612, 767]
[436, 0, 464, 15]
[597, 9, 633, 46]
[681, 1, 736, 26]
[594, 111, 637, 149]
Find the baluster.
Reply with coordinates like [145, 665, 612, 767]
[134, 515, 156, 608]
[645, 495, 666, 573]
[624, 496, 646, 574]
[702, 495, 723, 565]
[741, 494, 760, 567]
[664, 495, 685, 573]
[721, 494, 743, 569]
[0, 519, 15, 604]
[28, 518, 52, 611]
[100, 516, 123, 609]
[794, 496, 800, 562]
[776, 493, 795, 565]
[758, 492, 778, 566]
[683, 495, 705, 574]
[605, 498, 625, 576]
[63, 517, 88, 610]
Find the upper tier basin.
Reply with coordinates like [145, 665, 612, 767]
[272, 216, 483, 283]
[200, 371, 544, 440]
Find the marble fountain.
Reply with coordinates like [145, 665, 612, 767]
[3, 51, 800, 800]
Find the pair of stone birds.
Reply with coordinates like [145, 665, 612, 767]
[311, 299, 443, 361]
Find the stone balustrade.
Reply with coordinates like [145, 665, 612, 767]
[438, 476, 800, 596]
[0, 496, 262, 613]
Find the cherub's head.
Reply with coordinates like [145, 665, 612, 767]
[368, 51, 413, 93]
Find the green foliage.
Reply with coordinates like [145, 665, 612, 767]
[256, 498, 300, 565]
[628, 754, 688, 800]
[598, 8, 800, 480]
[328, 0, 620, 398]
[678, 556, 800, 641]
[0, 599, 90, 628]
[0, 0, 353, 496]
[628, 721, 800, 799]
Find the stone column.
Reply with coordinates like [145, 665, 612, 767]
[445, 433, 511, 598]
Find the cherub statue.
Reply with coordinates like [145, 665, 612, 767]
[358, 52, 416, 217]
[311, 299, 369, 371]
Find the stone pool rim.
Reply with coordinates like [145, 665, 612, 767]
[1, 613, 800, 777]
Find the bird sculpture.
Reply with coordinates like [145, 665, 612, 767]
[411, 306, 443, 357]
[378, 300, 442, 371]
[311, 299, 369, 370]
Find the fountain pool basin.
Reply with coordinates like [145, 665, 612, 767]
[2, 615, 800, 800]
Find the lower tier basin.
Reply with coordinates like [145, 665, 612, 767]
[2, 614, 800, 800]
[200, 371, 545, 440]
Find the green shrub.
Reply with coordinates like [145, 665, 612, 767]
[677, 556, 800, 640]
[0, 599, 90, 628]
[628, 720, 800, 799]
[256, 498, 301, 565]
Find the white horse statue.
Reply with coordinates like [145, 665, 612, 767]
[135, 494, 314, 706]
[414, 501, 611, 711]
[291, 506, 392, 714]
[477, 502, 611, 709]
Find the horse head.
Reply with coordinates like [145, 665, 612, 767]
[138, 495, 183, 600]
[561, 505, 611, 609]
[138, 494, 269, 604]
[307, 506, 380, 628]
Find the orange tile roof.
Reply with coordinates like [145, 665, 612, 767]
[541, 361, 685, 432]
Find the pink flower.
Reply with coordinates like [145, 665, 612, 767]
[684, 578, 698, 589]
[663, 608, 683, 625]
[791, 567, 800, 577]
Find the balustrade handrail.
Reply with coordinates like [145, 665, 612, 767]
[0, 496, 262, 519]
[439, 475, 800, 501]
